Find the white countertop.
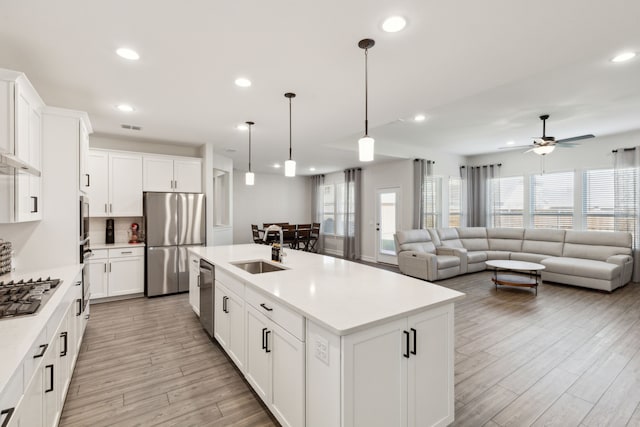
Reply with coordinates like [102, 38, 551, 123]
[0, 264, 83, 397]
[190, 244, 464, 335]
[92, 242, 146, 250]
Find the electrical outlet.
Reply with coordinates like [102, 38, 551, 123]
[314, 336, 329, 365]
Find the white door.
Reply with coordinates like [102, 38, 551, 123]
[174, 159, 202, 193]
[88, 151, 109, 217]
[108, 257, 144, 296]
[226, 291, 245, 370]
[88, 260, 108, 299]
[270, 322, 305, 427]
[109, 152, 143, 216]
[342, 317, 408, 427]
[244, 305, 271, 403]
[143, 156, 174, 192]
[376, 188, 401, 265]
[214, 282, 230, 348]
[408, 304, 455, 427]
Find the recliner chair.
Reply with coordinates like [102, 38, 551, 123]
[394, 229, 466, 281]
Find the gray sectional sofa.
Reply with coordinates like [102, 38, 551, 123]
[394, 227, 634, 292]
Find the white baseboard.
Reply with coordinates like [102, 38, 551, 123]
[323, 248, 343, 256]
[361, 255, 376, 263]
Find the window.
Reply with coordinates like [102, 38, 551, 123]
[491, 176, 524, 228]
[423, 176, 442, 228]
[530, 171, 574, 229]
[613, 166, 639, 242]
[448, 177, 461, 227]
[583, 169, 615, 231]
[321, 182, 352, 236]
[322, 184, 335, 234]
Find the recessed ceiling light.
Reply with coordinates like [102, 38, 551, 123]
[116, 48, 140, 61]
[117, 104, 134, 112]
[382, 16, 407, 33]
[273, 163, 281, 168]
[309, 167, 316, 171]
[611, 51, 636, 63]
[236, 123, 248, 131]
[234, 77, 252, 87]
[506, 141, 515, 146]
[414, 114, 426, 122]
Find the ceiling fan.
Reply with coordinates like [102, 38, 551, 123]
[504, 114, 595, 155]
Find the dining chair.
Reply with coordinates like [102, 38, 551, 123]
[251, 224, 264, 244]
[296, 229, 311, 251]
[281, 224, 297, 248]
[309, 223, 321, 252]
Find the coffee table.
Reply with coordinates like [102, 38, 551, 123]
[485, 260, 545, 295]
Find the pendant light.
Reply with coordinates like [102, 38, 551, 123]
[358, 38, 375, 162]
[284, 92, 296, 177]
[245, 121, 255, 186]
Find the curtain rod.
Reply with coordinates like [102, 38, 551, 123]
[414, 159, 435, 164]
[611, 147, 636, 153]
[460, 163, 502, 168]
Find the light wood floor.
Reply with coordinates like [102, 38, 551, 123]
[60, 272, 640, 427]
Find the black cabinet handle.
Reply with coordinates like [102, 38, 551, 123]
[1, 408, 15, 427]
[403, 331, 410, 358]
[30, 196, 38, 213]
[33, 343, 48, 358]
[265, 330, 271, 353]
[60, 331, 68, 357]
[76, 298, 82, 316]
[45, 364, 54, 393]
[85, 173, 90, 187]
[262, 327, 267, 350]
[222, 296, 228, 313]
[260, 303, 273, 312]
[410, 328, 417, 355]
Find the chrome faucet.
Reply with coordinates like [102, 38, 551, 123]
[263, 225, 286, 262]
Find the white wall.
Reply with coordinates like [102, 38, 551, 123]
[233, 171, 311, 244]
[466, 129, 640, 176]
[205, 144, 234, 246]
[91, 134, 201, 157]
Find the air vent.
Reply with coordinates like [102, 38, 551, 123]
[121, 124, 142, 131]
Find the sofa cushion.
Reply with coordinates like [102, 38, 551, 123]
[486, 250, 511, 260]
[456, 227, 489, 251]
[542, 257, 621, 281]
[521, 229, 566, 257]
[487, 228, 524, 252]
[510, 252, 549, 263]
[436, 255, 460, 269]
[436, 228, 464, 249]
[395, 230, 436, 254]
[563, 230, 632, 261]
[467, 251, 488, 263]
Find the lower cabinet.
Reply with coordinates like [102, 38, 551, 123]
[188, 254, 200, 315]
[89, 247, 144, 299]
[214, 282, 245, 370]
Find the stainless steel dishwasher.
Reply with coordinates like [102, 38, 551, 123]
[199, 259, 215, 337]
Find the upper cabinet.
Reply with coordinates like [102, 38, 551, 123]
[88, 149, 143, 217]
[0, 69, 45, 223]
[143, 155, 202, 193]
[78, 120, 90, 193]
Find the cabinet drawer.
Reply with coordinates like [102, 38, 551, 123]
[245, 286, 304, 341]
[108, 247, 144, 258]
[216, 268, 244, 297]
[90, 249, 108, 260]
[22, 326, 48, 388]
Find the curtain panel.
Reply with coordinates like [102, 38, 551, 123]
[343, 168, 362, 260]
[310, 174, 325, 254]
[412, 159, 434, 229]
[461, 164, 501, 227]
[613, 147, 640, 281]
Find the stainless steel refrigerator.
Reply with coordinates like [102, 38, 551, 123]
[144, 192, 205, 297]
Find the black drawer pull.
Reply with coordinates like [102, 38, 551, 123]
[1, 408, 15, 427]
[410, 328, 417, 355]
[86, 173, 90, 187]
[45, 364, 54, 393]
[30, 196, 38, 213]
[265, 330, 271, 353]
[76, 298, 82, 316]
[60, 331, 68, 356]
[33, 343, 48, 358]
[403, 331, 410, 358]
[260, 303, 273, 312]
[223, 296, 229, 313]
[262, 327, 267, 350]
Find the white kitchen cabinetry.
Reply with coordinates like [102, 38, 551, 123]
[88, 149, 143, 217]
[214, 282, 245, 369]
[188, 254, 200, 315]
[78, 120, 90, 193]
[143, 155, 202, 193]
[88, 248, 144, 299]
[341, 304, 454, 427]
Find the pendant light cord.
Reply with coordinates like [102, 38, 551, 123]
[248, 124, 252, 172]
[289, 97, 293, 160]
[364, 47, 369, 136]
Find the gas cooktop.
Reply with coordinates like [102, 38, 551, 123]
[0, 277, 62, 319]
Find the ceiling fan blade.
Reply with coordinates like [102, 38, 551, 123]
[498, 144, 530, 150]
[556, 134, 595, 143]
[555, 141, 581, 147]
[524, 147, 536, 153]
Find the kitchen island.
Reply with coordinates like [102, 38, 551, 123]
[189, 244, 464, 427]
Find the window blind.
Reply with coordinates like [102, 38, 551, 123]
[424, 176, 442, 228]
[492, 176, 524, 228]
[583, 169, 614, 231]
[531, 171, 574, 229]
[448, 177, 461, 227]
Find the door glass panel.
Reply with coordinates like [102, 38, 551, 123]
[379, 192, 397, 256]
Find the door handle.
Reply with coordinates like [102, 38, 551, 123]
[76, 298, 82, 316]
[31, 196, 38, 213]
[222, 296, 228, 313]
[197, 274, 200, 287]
[45, 364, 54, 393]
[262, 327, 267, 350]
[104, 203, 107, 213]
[109, 203, 113, 213]
[86, 173, 90, 187]
[260, 303, 273, 312]
[403, 330, 410, 358]
[410, 328, 417, 355]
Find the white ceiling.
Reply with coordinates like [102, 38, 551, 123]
[1, 0, 639, 174]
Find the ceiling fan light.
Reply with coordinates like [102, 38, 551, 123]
[284, 159, 296, 177]
[533, 145, 555, 155]
[359, 136, 375, 162]
[245, 171, 255, 186]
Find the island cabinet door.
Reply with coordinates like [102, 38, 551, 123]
[270, 321, 305, 427]
[407, 303, 454, 427]
[245, 305, 271, 402]
[225, 289, 245, 370]
[342, 318, 408, 427]
[214, 282, 230, 348]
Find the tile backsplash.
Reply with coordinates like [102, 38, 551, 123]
[90, 217, 144, 244]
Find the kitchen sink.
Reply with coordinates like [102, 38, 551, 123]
[231, 260, 287, 274]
